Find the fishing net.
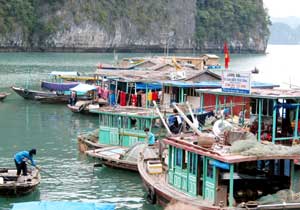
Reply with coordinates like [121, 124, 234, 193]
[79, 129, 99, 143]
[121, 142, 146, 162]
[230, 140, 300, 156]
[258, 189, 300, 204]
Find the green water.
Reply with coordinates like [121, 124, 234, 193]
[0, 46, 299, 209]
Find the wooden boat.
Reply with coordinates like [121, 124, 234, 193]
[11, 86, 58, 100]
[78, 106, 165, 152]
[137, 85, 300, 209]
[138, 136, 300, 209]
[11, 86, 92, 103]
[85, 143, 146, 172]
[251, 67, 259, 74]
[0, 92, 10, 101]
[67, 99, 108, 114]
[0, 168, 40, 196]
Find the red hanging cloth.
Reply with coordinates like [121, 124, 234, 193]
[224, 42, 230, 69]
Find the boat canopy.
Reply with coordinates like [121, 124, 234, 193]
[162, 80, 279, 89]
[41, 81, 79, 91]
[11, 201, 115, 210]
[50, 71, 80, 77]
[136, 82, 162, 90]
[70, 83, 97, 92]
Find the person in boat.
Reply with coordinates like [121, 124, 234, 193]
[69, 91, 77, 106]
[144, 128, 155, 146]
[14, 149, 37, 176]
[168, 109, 183, 134]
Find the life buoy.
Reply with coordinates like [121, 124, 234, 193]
[146, 186, 156, 204]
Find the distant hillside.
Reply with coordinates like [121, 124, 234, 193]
[271, 17, 300, 28]
[269, 17, 300, 44]
[0, 0, 270, 53]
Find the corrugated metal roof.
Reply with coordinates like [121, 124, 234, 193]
[196, 88, 300, 99]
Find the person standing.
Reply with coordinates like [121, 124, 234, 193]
[168, 109, 183, 134]
[144, 128, 155, 146]
[14, 149, 37, 176]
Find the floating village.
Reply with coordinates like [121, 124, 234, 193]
[2, 53, 300, 210]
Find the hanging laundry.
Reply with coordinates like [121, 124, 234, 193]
[120, 91, 126, 106]
[152, 91, 158, 101]
[141, 93, 146, 107]
[147, 91, 152, 101]
[131, 94, 137, 106]
[137, 94, 142, 107]
[109, 92, 116, 105]
[102, 88, 109, 100]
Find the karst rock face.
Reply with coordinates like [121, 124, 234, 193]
[0, 0, 269, 53]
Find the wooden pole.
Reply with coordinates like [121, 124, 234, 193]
[173, 103, 202, 136]
[186, 101, 198, 128]
[153, 101, 172, 135]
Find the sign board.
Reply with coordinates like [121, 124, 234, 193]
[221, 71, 251, 94]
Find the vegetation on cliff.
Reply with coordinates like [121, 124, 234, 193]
[195, 0, 270, 49]
[0, 0, 270, 52]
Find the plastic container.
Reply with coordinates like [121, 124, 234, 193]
[147, 160, 162, 174]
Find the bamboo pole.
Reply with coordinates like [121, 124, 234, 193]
[186, 101, 199, 128]
[153, 101, 172, 135]
[173, 103, 202, 136]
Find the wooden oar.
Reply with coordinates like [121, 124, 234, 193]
[27, 162, 64, 184]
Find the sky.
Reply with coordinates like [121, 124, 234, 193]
[264, 0, 300, 18]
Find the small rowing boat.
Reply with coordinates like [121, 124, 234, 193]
[86, 143, 146, 172]
[0, 92, 10, 101]
[0, 168, 40, 196]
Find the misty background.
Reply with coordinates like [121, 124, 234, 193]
[269, 16, 300, 44]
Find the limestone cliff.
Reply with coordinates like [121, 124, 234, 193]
[0, 0, 270, 53]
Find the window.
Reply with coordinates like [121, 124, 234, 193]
[182, 150, 187, 169]
[189, 153, 197, 175]
[130, 118, 137, 128]
[101, 115, 109, 126]
[112, 116, 120, 128]
[207, 163, 213, 178]
[176, 148, 182, 167]
[168, 146, 173, 168]
[251, 99, 274, 117]
[140, 119, 146, 130]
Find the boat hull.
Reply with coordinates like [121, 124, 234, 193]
[77, 136, 103, 152]
[11, 86, 91, 103]
[0, 168, 40, 196]
[11, 86, 54, 100]
[138, 159, 223, 210]
[86, 147, 138, 172]
[0, 93, 10, 101]
[100, 159, 137, 172]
